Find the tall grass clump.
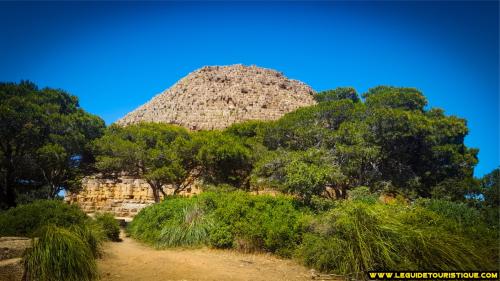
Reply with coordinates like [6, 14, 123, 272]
[94, 212, 121, 241]
[158, 204, 214, 247]
[296, 200, 494, 279]
[24, 225, 98, 281]
[69, 222, 105, 258]
[128, 196, 197, 245]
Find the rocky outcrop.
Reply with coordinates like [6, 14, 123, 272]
[116, 64, 316, 130]
[0, 237, 31, 281]
[65, 175, 202, 218]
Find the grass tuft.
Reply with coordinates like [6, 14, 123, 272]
[24, 225, 98, 281]
[158, 204, 214, 247]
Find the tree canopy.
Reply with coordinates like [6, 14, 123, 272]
[0, 82, 488, 208]
[0, 81, 105, 208]
[93, 123, 193, 202]
[254, 86, 478, 200]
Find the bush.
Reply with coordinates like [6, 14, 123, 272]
[296, 200, 494, 278]
[205, 191, 308, 257]
[128, 191, 308, 257]
[0, 200, 88, 236]
[24, 225, 98, 281]
[347, 186, 378, 204]
[94, 212, 121, 241]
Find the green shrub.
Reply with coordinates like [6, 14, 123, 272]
[347, 186, 378, 204]
[209, 224, 234, 248]
[129, 191, 308, 257]
[296, 201, 494, 278]
[24, 225, 98, 281]
[94, 212, 121, 241]
[0, 200, 88, 237]
[205, 191, 308, 257]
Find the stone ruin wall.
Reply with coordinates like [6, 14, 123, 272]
[116, 64, 317, 130]
[65, 176, 202, 218]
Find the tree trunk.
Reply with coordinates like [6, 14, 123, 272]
[333, 188, 342, 199]
[152, 186, 160, 203]
[3, 165, 17, 208]
[0, 143, 16, 208]
[340, 184, 348, 199]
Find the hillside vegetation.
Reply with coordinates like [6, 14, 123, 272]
[1, 82, 498, 278]
[0, 200, 120, 281]
[128, 190, 497, 277]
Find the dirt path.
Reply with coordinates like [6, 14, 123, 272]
[98, 234, 314, 281]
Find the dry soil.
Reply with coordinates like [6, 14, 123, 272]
[98, 234, 314, 281]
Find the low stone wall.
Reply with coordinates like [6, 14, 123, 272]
[65, 176, 202, 218]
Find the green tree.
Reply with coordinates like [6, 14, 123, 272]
[262, 100, 357, 150]
[252, 148, 345, 202]
[0, 81, 105, 208]
[194, 131, 253, 187]
[256, 86, 478, 200]
[363, 86, 427, 111]
[479, 168, 499, 226]
[314, 87, 360, 103]
[480, 167, 499, 208]
[93, 123, 194, 202]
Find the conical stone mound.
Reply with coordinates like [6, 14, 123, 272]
[116, 64, 317, 130]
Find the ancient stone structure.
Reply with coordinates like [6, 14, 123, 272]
[0, 237, 31, 281]
[65, 175, 202, 218]
[116, 64, 317, 130]
[69, 65, 317, 217]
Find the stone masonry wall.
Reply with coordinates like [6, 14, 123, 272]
[116, 64, 317, 130]
[65, 176, 202, 218]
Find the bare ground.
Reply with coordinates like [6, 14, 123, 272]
[98, 234, 314, 281]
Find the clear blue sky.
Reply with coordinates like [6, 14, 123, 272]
[0, 1, 498, 176]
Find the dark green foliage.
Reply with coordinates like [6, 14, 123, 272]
[480, 168, 499, 208]
[296, 200, 495, 277]
[0, 200, 88, 236]
[363, 86, 427, 111]
[93, 123, 194, 201]
[24, 225, 98, 281]
[195, 132, 253, 187]
[204, 191, 308, 257]
[479, 168, 499, 225]
[315, 87, 360, 103]
[94, 212, 121, 241]
[252, 148, 345, 202]
[0, 81, 105, 208]
[254, 85, 478, 200]
[224, 120, 268, 139]
[262, 100, 356, 150]
[128, 191, 308, 257]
